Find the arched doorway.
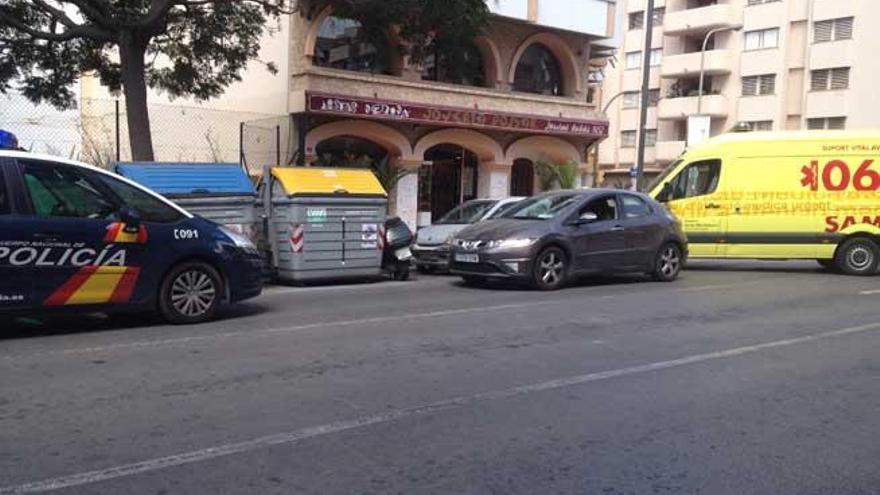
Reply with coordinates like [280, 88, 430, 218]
[510, 159, 535, 196]
[314, 136, 388, 168]
[422, 144, 479, 221]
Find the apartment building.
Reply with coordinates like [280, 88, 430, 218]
[291, 0, 616, 228]
[598, 0, 880, 188]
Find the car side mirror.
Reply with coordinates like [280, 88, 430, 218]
[657, 182, 673, 203]
[119, 207, 141, 233]
[578, 212, 599, 224]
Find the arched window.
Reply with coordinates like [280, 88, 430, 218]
[513, 44, 564, 96]
[313, 16, 390, 75]
[422, 43, 486, 87]
[314, 136, 388, 168]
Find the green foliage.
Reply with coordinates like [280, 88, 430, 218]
[0, 1, 286, 109]
[369, 156, 414, 193]
[324, 0, 491, 73]
[536, 160, 581, 191]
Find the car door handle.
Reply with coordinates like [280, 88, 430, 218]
[611, 226, 625, 232]
[705, 203, 722, 210]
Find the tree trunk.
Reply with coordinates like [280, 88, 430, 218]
[119, 33, 155, 162]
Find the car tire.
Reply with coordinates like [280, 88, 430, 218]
[531, 247, 568, 291]
[158, 262, 223, 325]
[834, 237, 880, 276]
[652, 243, 683, 282]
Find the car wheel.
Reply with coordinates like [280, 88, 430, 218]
[834, 237, 880, 276]
[532, 247, 568, 291]
[652, 243, 683, 282]
[159, 262, 223, 325]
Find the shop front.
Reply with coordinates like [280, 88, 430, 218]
[299, 91, 609, 228]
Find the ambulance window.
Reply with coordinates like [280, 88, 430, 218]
[96, 174, 184, 224]
[21, 161, 117, 219]
[670, 160, 721, 200]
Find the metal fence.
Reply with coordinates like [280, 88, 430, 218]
[1, 90, 288, 172]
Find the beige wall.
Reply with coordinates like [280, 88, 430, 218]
[599, 0, 880, 184]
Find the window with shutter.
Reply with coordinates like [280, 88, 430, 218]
[807, 118, 824, 130]
[759, 74, 776, 95]
[831, 67, 850, 89]
[621, 131, 637, 148]
[622, 92, 640, 109]
[649, 89, 660, 107]
[629, 11, 644, 30]
[834, 17, 853, 40]
[814, 20, 833, 42]
[811, 69, 830, 91]
[645, 130, 658, 147]
[828, 117, 846, 130]
[742, 76, 758, 96]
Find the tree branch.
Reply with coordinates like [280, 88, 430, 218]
[65, 0, 115, 28]
[30, 0, 78, 28]
[0, 9, 113, 42]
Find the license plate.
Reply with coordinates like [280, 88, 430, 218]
[455, 253, 479, 263]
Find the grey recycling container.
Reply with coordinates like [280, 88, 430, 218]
[115, 162, 260, 243]
[269, 167, 388, 283]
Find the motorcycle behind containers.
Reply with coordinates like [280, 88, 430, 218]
[382, 217, 414, 281]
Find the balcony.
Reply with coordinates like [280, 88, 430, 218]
[656, 140, 687, 162]
[664, 4, 742, 36]
[658, 94, 729, 120]
[661, 50, 734, 79]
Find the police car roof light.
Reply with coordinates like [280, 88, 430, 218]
[0, 130, 19, 150]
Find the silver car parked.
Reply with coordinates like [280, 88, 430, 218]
[412, 197, 525, 273]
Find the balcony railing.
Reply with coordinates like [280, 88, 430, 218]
[658, 94, 728, 120]
[660, 50, 734, 79]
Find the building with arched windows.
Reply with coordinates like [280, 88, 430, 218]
[290, 0, 616, 228]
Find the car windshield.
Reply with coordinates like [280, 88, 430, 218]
[436, 200, 496, 224]
[647, 159, 683, 193]
[484, 200, 522, 219]
[505, 193, 580, 220]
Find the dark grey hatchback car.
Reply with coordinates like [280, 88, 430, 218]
[449, 189, 688, 290]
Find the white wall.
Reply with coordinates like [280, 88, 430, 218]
[537, 0, 610, 36]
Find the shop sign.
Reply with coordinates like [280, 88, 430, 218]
[307, 92, 609, 138]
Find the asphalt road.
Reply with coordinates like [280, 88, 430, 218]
[1, 261, 879, 495]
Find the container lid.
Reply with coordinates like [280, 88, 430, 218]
[115, 162, 256, 197]
[272, 167, 387, 198]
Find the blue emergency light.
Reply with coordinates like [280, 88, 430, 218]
[0, 129, 19, 150]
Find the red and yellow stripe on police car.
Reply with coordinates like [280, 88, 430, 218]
[44, 266, 141, 306]
[104, 222, 149, 244]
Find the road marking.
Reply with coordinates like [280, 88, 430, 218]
[3, 320, 879, 494]
[1, 281, 766, 361]
[859, 289, 880, 295]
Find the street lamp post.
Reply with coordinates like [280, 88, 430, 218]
[697, 25, 744, 115]
[634, 0, 656, 192]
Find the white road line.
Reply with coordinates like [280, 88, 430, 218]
[3, 320, 879, 494]
[859, 289, 880, 295]
[1, 282, 766, 361]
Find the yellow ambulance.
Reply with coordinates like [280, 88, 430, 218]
[649, 131, 880, 275]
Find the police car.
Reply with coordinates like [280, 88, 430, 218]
[0, 145, 264, 324]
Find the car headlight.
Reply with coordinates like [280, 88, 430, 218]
[487, 238, 538, 250]
[220, 226, 256, 250]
